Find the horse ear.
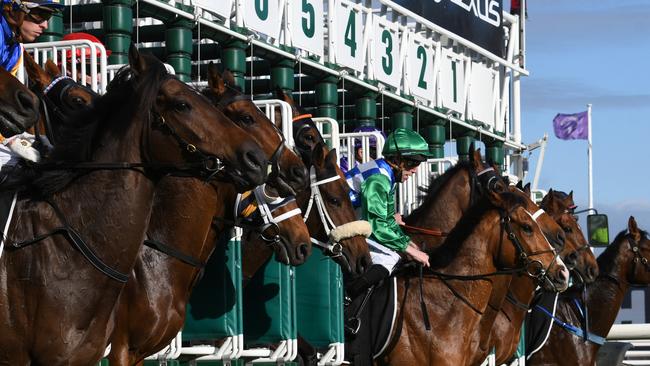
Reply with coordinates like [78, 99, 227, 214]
[207, 62, 227, 96]
[469, 143, 476, 157]
[325, 147, 337, 168]
[222, 69, 236, 87]
[471, 147, 482, 171]
[523, 182, 531, 195]
[44, 59, 61, 78]
[629, 216, 642, 242]
[311, 141, 327, 167]
[275, 87, 300, 117]
[23, 52, 48, 89]
[516, 180, 524, 190]
[128, 43, 146, 76]
[486, 189, 506, 210]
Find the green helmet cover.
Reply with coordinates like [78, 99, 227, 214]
[382, 128, 433, 160]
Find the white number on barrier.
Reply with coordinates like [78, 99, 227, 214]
[242, 0, 281, 39]
[407, 35, 435, 103]
[334, 0, 364, 72]
[373, 17, 401, 89]
[193, 0, 233, 19]
[288, 0, 324, 57]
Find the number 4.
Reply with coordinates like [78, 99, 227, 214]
[344, 10, 357, 57]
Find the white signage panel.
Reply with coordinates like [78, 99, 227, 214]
[242, 0, 281, 40]
[333, 0, 364, 72]
[193, 0, 233, 19]
[372, 17, 401, 89]
[288, 0, 324, 57]
[439, 49, 465, 115]
[469, 62, 498, 129]
[406, 34, 435, 103]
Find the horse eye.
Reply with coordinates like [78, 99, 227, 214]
[305, 135, 315, 142]
[563, 226, 573, 234]
[522, 224, 533, 234]
[174, 102, 191, 112]
[240, 115, 254, 125]
[327, 196, 340, 206]
[71, 97, 85, 107]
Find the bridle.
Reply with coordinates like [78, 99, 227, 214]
[234, 184, 302, 246]
[302, 166, 371, 259]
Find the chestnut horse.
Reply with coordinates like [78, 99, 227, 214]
[0, 65, 40, 138]
[0, 46, 267, 365]
[527, 216, 650, 366]
[104, 66, 311, 365]
[376, 189, 569, 366]
[476, 188, 599, 365]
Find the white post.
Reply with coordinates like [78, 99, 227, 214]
[587, 103, 594, 209]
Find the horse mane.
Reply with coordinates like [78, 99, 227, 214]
[426, 191, 527, 269]
[597, 229, 650, 275]
[20, 53, 171, 196]
[408, 161, 473, 219]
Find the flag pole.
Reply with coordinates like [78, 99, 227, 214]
[587, 103, 594, 209]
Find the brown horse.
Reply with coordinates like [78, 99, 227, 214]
[104, 66, 311, 365]
[242, 141, 373, 281]
[474, 187, 599, 365]
[0, 46, 266, 365]
[0, 65, 40, 138]
[272, 90, 372, 276]
[377, 189, 569, 366]
[527, 216, 650, 366]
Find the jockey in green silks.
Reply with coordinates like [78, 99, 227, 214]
[345, 128, 432, 296]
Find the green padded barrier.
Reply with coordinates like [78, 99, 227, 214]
[295, 250, 345, 347]
[144, 361, 180, 366]
[183, 231, 243, 343]
[516, 322, 526, 359]
[242, 258, 296, 347]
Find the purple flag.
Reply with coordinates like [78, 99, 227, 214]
[553, 111, 588, 140]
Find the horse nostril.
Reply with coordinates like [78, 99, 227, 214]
[587, 266, 599, 281]
[557, 232, 566, 247]
[290, 165, 309, 189]
[296, 242, 310, 261]
[15, 90, 37, 117]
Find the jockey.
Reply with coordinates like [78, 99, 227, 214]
[345, 128, 431, 296]
[1, 0, 63, 76]
[339, 125, 385, 173]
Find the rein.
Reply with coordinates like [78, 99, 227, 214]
[7, 198, 129, 282]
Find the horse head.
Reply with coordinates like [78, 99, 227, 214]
[237, 184, 312, 266]
[303, 142, 372, 277]
[23, 53, 98, 145]
[622, 216, 650, 285]
[487, 189, 570, 292]
[120, 45, 267, 190]
[274, 88, 324, 165]
[0, 66, 39, 137]
[541, 189, 598, 283]
[205, 64, 308, 196]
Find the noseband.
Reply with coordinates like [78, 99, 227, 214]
[234, 184, 302, 246]
[302, 166, 371, 257]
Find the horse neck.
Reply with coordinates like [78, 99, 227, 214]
[145, 179, 226, 284]
[585, 243, 633, 337]
[406, 168, 472, 233]
[501, 272, 537, 325]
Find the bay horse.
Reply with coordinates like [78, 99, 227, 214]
[527, 216, 650, 366]
[475, 187, 599, 365]
[106, 65, 311, 365]
[376, 189, 569, 366]
[0, 45, 267, 365]
[272, 90, 373, 276]
[0, 65, 40, 138]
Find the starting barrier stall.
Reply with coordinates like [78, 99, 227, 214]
[20, 0, 547, 365]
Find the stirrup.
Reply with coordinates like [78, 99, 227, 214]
[345, 317, 362, 335]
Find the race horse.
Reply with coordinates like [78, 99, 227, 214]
[478, 188, 599, 365]
[0, 45, 267, 365]
[0, 65, 40, 138]
[527, 216, 650, 366]
[376, 188, 569, 366]
[106, 64, 312, 365]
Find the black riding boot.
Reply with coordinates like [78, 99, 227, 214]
[346, 264, 389, 299]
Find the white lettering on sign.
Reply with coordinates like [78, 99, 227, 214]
[434, 0, 501, 27]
